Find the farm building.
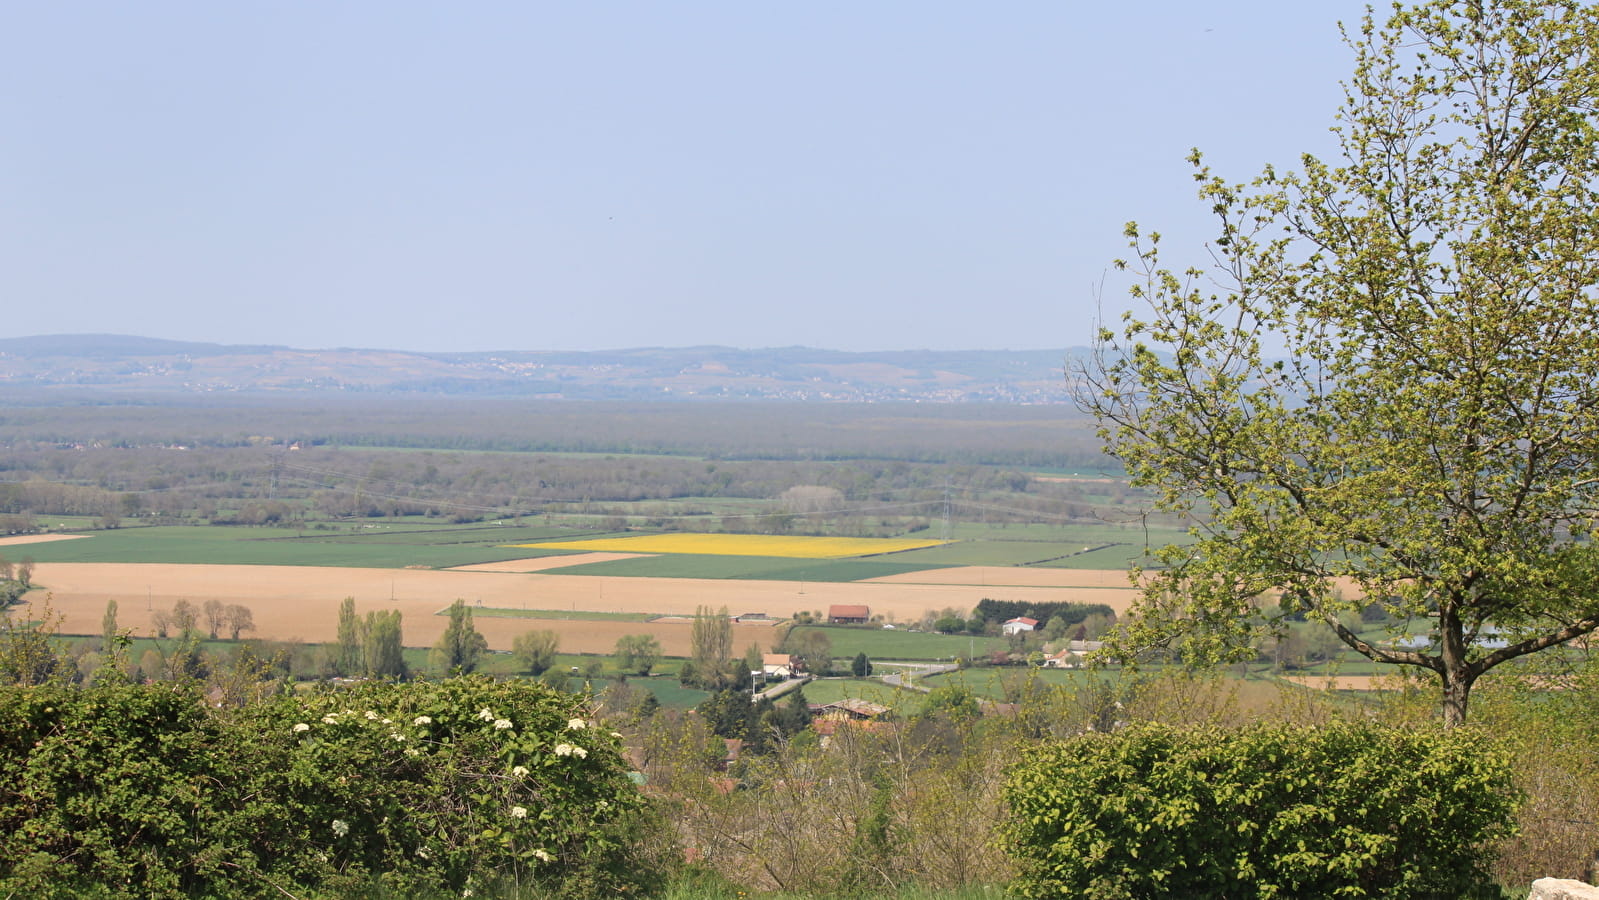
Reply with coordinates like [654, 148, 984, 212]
[1001, 616, 1039, 636]
[813, 698, 892, 721]
[828, 604, 870, 624]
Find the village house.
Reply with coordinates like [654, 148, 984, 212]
[1001, 616, 1038, 636]
[1042, 647, 1078, 668]
[761, 653, 802, 680]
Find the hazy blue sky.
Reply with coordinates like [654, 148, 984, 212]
[2, 2, 1369, 353]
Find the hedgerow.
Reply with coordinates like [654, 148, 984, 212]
[0, 677, 657, 898]
[1002, 721, 1519, 899]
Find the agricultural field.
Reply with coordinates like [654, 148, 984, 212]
[27, 555, 1136, 655]
[918, 666, 1113, 699]
[786, 625, 1009, 661]
[4, 524, 620, 569]
[515, 533, 952, 558]
[530, 553, 938, 582]
[795, 677, 922, 714]
[13, 522, 1146, 657]
[469, 607, 656, 622]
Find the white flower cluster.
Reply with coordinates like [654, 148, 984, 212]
[532, 849, 554, 863]
[553, 743, 588, 759]
[291, 708, 438, 743]
[567, 718, 587, 731]
[510, 805, 528, 819]
[512, 765, 529, 777]
[493, 718, 513, 731]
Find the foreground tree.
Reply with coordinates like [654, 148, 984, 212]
[1082, 0, 1599, 726]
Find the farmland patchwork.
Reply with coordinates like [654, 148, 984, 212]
[512, 533, 950, 559]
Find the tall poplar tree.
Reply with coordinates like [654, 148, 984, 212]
[431, 600, 488, 675]
[336, 596, 361, 676]
[688, 605, 732, 689]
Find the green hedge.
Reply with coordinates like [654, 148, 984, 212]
[1002, 722, 1518, 899]
[0, 677, 655, 898]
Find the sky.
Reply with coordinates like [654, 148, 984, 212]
[1, 2, 1371, 354]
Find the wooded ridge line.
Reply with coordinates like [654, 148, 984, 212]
[0, 334, 1088, 403]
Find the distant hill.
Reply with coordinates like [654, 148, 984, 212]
[0, 334, 1085, 403]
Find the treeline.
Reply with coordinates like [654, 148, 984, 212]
[0, 442, 1131, 529]
[0, 391, 1110, 469]
[974, 599, 1116, 626]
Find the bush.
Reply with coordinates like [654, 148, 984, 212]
[1002, 721, 1518, 899]
[0, 677, 658, 898]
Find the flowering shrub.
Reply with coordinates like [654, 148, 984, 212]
[251, 676, 652, 896]
[0, 677, 656, 898]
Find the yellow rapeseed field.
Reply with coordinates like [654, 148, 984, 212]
[512, 533, 950, 559]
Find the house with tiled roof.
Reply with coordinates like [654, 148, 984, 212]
[1002, 616, 1039, 636]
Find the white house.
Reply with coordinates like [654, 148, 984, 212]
[1001, 616, 1039, 636]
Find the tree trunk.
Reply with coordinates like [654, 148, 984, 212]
[1439, 606, 1473, 728]
[1441, 669, 1473, 728]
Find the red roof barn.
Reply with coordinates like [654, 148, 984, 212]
[827, 604, 871, 624]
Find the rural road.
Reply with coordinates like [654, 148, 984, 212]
[880, 662, 959, 693]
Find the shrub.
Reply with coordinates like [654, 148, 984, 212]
[0, 677, 658, 898]
[242, 676, 656, 897]
[1002, 721, 1518, 899]
[0, 684, 226, 897]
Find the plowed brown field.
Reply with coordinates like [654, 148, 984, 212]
[0, 534, 87, 547]
[29, 562, 1138, 655]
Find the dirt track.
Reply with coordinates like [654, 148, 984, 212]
[448, 553, 649, 573]
[28, 562, 1138, 655]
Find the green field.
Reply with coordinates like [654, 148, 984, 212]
[795, 677, 921, 714]
[11, 520, 1157, 583]
[879, 540, 1102, 567]
[631, 677, 711, 709]
[918, 666, 1113, 699]
[787, 625, 1008, 661]
[8, 524, 624, 568]
[875, 521, 1184, 571]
